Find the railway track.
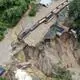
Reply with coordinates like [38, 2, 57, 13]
[18, 0, 69, 41]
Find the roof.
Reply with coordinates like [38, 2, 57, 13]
[56, 26, 64, 32]
[44, 25, 57, 39]
[44, 25, 65, 39]
[40, 0, 52, 6]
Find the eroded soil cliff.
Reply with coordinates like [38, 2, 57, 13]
[23, 32, 80, 76]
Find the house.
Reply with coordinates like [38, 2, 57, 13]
[40, 0, 52, 7]
[44, 25, 65, 41]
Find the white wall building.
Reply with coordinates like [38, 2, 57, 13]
[15, 69, 32, 80]
[40, 0, 52, 7]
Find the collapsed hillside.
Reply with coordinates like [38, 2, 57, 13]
[22, 32, 80, 76]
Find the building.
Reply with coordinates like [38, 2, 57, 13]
[40, 0, 52, 7]
[44, 25, 65, 41]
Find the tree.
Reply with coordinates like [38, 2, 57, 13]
[68, 0, 80, 42]
[53, 67, 72, 80]
[28, 3, 37, 16]
[69, 0, 80, 20]
[0, 0, 36, 40]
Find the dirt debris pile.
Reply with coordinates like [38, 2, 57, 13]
[21, 32, 79, 76]
[5, 32, 80, 80]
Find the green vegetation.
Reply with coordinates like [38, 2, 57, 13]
[0, 77, 7, 80]
[69, 0, 80, 21]
[0, 0, 36, 41]
[53, 67, 72, 80]
[0, 22, 7, 41]
[68, 0, 80, 42]
[28, 3, 37, 16]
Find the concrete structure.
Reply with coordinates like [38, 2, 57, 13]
[40, 0, 52, 7]
[22, 0, 69, 47]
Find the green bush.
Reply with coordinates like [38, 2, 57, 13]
[68, 0, 80, 42]
[0, 0, 36, 41]
[0, 33, 4, 41]
[0, 22, 7, 31]
[53, 67, 72, 80]
[2, 6, 23, 27]
[0, 0, 18, 11]
[0, 22, 7, 40]
[28, 3, 37, 16]
[1, 0, 28, 27]
[0, 77, 7, 80]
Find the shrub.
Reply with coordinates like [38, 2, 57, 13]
[28, 3, 37, 16]
[0, 0, 17, 10]
[68, 0, 80, 42]
[0, 0, 36, 41]
[53, 67, 72, 80]
[0, 22, 7, 31]
[1, 5, 27, 27]
[0, 33, 4, 41]
[0, 77, 7, 80]
[0, 22, 7, 40]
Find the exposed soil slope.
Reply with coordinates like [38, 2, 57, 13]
[23, 32, 79, 76]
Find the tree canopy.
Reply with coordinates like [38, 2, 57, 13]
[69, 0, 80, 20]
[69, 0, 80, 42]
[0, 0, 36, 41]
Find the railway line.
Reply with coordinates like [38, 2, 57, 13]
[12, 0, 70, 54]
[18, 0, 69, 41]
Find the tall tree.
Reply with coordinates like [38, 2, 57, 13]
[69, 0, 80, 42]
[69, 0, 80, 19]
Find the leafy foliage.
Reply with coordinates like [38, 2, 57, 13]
[69, 0, 80, 20]
[0, 0, 28, 27]
[68, 0, 80, 42]
[28, 3, 37, 17]
[0, 0, 36, 40]
[2, 6, 25, 27]
[53, 67, 72, 80]
[0, 77, 7, 80]
[0, 22, 7, 41]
